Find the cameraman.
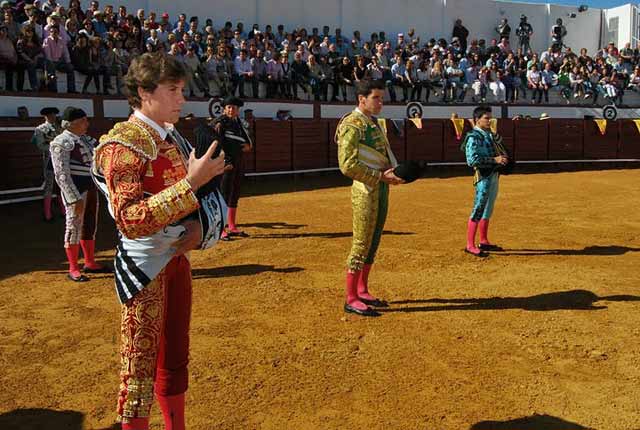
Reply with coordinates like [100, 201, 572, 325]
[516, 15, 533, 55]
[551, 18, 566, 50]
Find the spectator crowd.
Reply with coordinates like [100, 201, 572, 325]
[1, 0, 640, 105]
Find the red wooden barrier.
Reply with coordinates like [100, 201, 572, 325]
[292, 119, 329, 170]
[619, 120, 640, 159]
[254, 119, 292, 172]
[514, 119, 549, 160]
[385, 119, 406, 162]
[497, 119, 515, 160]
[406, 119, 444, 162]
[443, 119, 471, 162]
[584, 120, 618, 159]
[548, 119, 584, 160]
[327, 119, 339, 168]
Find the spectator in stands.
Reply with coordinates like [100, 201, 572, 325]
[466, 63, 483, 102]
[72, 33, 98, 93]
[404, 58, 420, 101]
[498, 37, 510, 55]
[0, 24, 17, 90]
[291, 50, 310, 99]
[43, 24, 76, 92]
[317, 54, 335, 101]
[15, 26, 43, 91]
[527, 62, 542, 103]
[278, 51, 293, 99]
[389, 54, 407, 102]
[307, 54, 324, 101]
[145, 28, 160, 52]
[444, 57, 464, 102]
[79, 18, 95, 38]
[44, 12, 69, 44]
[4, 10, 20, 42]
[115, 5, 126, 26]
[540, 61, 557, 103]
[188, 19, 200, 39]
[91, 10, 106, 36]
[414, 60, 429, 102]
[251, 48, 267, 98]
[232, 48, 252, 98]
[628, 66, 640, 93]
[183, 42, 205, 97]
[489, 69, 507, 102]
[42, 0, 58, 15]
[213, 44, 233, 96]
[264, 50, 280, 98]
[336, 55, 353, 101]
[569, 65, 586, 99]
[22, 6, 43, 40]
[353, 54, 368, 82]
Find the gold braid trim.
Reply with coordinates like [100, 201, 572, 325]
[94, 118, 160, 170]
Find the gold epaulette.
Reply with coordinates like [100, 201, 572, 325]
[335, 112, 366, 144]
[96, 118, 160, 161]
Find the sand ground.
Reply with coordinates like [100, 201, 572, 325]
[1, 169, 640, 430]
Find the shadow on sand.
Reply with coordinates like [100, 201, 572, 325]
[381, 289, 640, 313]
[471, 413, 594, 429]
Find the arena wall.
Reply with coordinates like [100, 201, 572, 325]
[3, 113, 639, 203]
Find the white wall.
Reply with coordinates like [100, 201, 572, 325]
[604, 4, 633, 47]
[549, 4, 603, 53]
[120, 0, 624, 54]
[0, 97, 94, 117]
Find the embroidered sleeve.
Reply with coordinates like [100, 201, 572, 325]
[337, 125, 382, 188]
[97, 143, 199, 240]
[465, 135, 497, 169]
[50, 141, 82, 204]
[31, 127, 49, 152]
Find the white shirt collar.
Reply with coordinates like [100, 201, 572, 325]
[134, 109, 169, 140]
[355, 107, 375, 122]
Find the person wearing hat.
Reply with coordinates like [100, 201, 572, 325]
[202, 95, 252, 239]
[50, 107, 109, 281]
[31, 107, 63, 221]
[42, 24, 76, 92]
[93, 52, 225, 430]
[463, 105, 508, 257]
[336, 79, 405, 317]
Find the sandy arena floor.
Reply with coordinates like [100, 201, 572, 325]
[1, 169, 640, 430]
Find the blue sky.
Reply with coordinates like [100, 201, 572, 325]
[511, 0, 636, 7]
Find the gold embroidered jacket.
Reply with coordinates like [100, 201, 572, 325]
[335, 109, 397, 188]
[94, 116, 199, 240]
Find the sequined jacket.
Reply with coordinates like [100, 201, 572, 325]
[465, 127, 499, 182]
[93, 115, 199, 240]
[335, 109, 397, 188]
[50, 129, 95, 204]
[31, 121, 62, 153]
